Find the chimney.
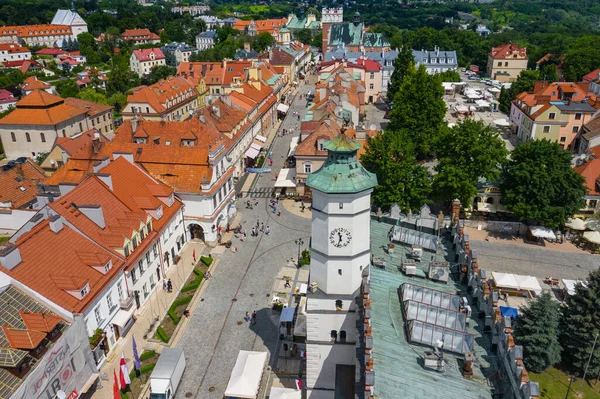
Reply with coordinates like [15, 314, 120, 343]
[49, 214, 64, 233]
[61, 150, 68, 164]
[212, 105, 220, 118]
[0, 244, 21, 270]
[14, 162, 23, 178]
[77, 204, 105, 228]
[131, 116, 138, 134]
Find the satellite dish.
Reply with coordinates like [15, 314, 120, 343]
[369, 124, 376, 130]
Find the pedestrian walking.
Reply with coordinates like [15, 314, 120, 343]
[251, 311, 257, 325]
[256, 219, 260, 228]
[245, 312, 250, 322]
[167, 279, 173, 293]
[298, 114, 300, 121]
[273, 205, 277, 214]
[260, 222, 265, 232]
[284, 278, 291, 288]
[243, 229, 247, 239]
[163, 280, 167, 291]
[269, 158, 273, 166]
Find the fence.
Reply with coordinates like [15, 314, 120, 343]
[461, 219, 527, 235]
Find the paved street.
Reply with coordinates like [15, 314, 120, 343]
[174, 80, 315, 399]
[470, 239, 598, 280]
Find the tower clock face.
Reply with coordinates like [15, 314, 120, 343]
[329, 227, 352, 248]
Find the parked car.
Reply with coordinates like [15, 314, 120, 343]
[461, 68, 466, 72]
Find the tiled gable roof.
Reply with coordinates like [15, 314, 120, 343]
[133, 48, 165, 61]
[295, 120, 342, 157]
[574, 158, 600, 195]
[0, 159, 46, 209]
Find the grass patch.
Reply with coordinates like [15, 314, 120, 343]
[0, 236, 9, 243]
[154, 326, 169, 343]
[139, 350, 156, 362]
[529, 367, 600, 399]
[181, 269, 204, 293]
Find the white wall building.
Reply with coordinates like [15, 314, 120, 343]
[130, 48, 166, 77]
[196, 30, 216, 50]
[0, 43, 31, 63]
[51, 9, 88, 37]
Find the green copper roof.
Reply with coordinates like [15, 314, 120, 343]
[280, 27, 290, 33]
[328, 22, 364, 47]
[307, 133, 377, 194]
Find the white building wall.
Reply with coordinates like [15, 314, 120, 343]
[83, 275, 126, 348]
[305, 343, 355, 390]
[0, 209, 38, 234]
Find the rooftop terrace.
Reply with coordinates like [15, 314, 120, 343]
[369, 218, 495, 399]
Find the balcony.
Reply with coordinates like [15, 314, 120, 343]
[120, 296, 134, 310]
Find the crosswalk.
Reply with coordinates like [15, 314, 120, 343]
[242, 187, 275, 198]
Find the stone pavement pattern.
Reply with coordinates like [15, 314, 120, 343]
[174, 80, 315, 399]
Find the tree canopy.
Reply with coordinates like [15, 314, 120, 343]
[514, 292, 562, 373]
[499, 139, 586, 228]
[145, 65, 178, 85]
[360, 131, 432, 211]
[433, 120, 508, 205]
[388, 64, 446, 158]
[386, 45, 414, 104]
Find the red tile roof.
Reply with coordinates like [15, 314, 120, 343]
[0, 159, 46, 209]
[133, 48, 165, 62]
[126, 76, 195, 114]
[19, 311, 62, 333]
[0, 91, 94, 126]
[574, 158, 600, 196]
[21, 76, 52, 91]
[34, 48, 66, 56]
[1, 326, 45, 349]
[0, 25, 72, 38]
[0, 43, 29, 54]
[15, 89, 62, 107]
[63, 97, 113, 117]
[295, 120, 342, 157]
[354, 57, 382, 72]
[489, 43, 527, 60]
[121, 29, 160, 41]
[582, 69, 600, 83]
[0, 89, 16, 104]
[55, 129, 109, 156]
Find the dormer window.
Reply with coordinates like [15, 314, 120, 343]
[104, 260, 112, 273]
[80, 284, 89, 298]
[132, 236, 138, 249]
[156, 205, 163, 219]
[169, 193, 174, 206]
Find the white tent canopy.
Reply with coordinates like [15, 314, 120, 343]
[493, 119, 510, 127]
[224, 351, 268, 398]
[562, 279, 587, 296]
[269, 388, 301, 399]
[476, 99, 490, 108]
[255, 134, 267, 143]
[566, 218, 587, 231]
[277, 103, 290, 113]
[514, 275, 542, 296]
[288, 136, 299, 157]
[529, 226, 556, 240]
[274, 168, 296, 188]
[492, 272, 519, 290]
[583, 230, 600, 244]
[245, 147, 260, 159]
[455, 105, 469, 113]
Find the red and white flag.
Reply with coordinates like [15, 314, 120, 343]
[295, 379, 303, 390]
[193, 248, 196, 262]
[119, 353, 131, 387]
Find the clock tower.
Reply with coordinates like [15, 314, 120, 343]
[306, 132, 377, 295]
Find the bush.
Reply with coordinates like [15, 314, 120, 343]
[200, 256, 213, 266]
[155, 326, 169, 343]
[167, 296, 192, 325]
[256, 155, 265, 167]
[273, 303, 284, 311]
[181, 269, 204, 293]
[139, 350, 156, 362]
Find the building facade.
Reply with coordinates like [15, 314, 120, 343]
[412, 47, 458, 74]
[487, 43, 528, 82]
[130, 48, 166, 77]
[0, 43, 31, 63]
[196, 31, 216, 50]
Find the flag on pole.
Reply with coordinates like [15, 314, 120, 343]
[120, 353, 131, 387]
[295, 379, 303, 390]
[113, 370, 120, 398]
[132, 336, 141, 371]
[193, 248, 196, 262]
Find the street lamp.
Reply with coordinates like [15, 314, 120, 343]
[295, 238, 304, 268]
[579, 333, 599, 395]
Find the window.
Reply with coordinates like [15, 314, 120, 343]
[340, 330, 347, 343]
[145, 252, 151, 265]
[117, 282, 123, 299]
[131, 268, 137, 283]
[40, 132, 45, 142]
[339, 202, 343, 209]
[548, 113, 556, 120]
[575, 113, 582, 120]
[132, 236, 138, 249]
[153, 243, 158, 257]
[25, 132, 30, 142]
[79, 122, 83, 131]
[369, 84, 374, 90]
[80, 285, 88, 297]
[10, 132, 15, 142]
[330, 330, 337, 341]
[589, 200, 598, 208]
[369, 72, 374, 79]
[560, 137, 566, 143]
[150, 274, 155, 289]
[94, 307, 102, 325]
[497, 62, 502, 67]
[124, 245, 130, 257]
[504, 62, 509, 67]
[338, 269, 342, 276]
[572, 126, 579, 133]
[335, 299, 343, 309]
[107, 293, 114, 310]
[543, 126, 551, 133]
[143, 283, 149, 298]
[138, 260, 144, 274]
[304, 163, 312, 174]
[213, 196, 217, 209]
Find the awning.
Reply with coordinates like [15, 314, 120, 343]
[299, 283, 307, 295]
[274, 168, 296, 188]
[455, 105, 469, 113]
[562, 279, 586, 296]
[255, 134, 267, 143]
[224, 351, 268, 398]
[492, 272, 519, 290]
[475, 100, 490, 108]
[499, 306, 518, 319]
[566, 217, 587, 231]
[583, 230, 600, 244]
[112, 307, 135, 328]
[80, 372, 99, 393]
[529, 226, 556, 240]
[269, 387, 301, 399]
[280, 307, 294, 323]
[245, 147, 260, 159]
[466, 92, 481, 99]
[252, 141, 263, 150]
[277, 103, 289, 113]
[514, 275, 542, 296]
[493, 119, 510, 127]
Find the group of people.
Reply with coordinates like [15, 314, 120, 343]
[251, 220, 270, 236]
[163, 279, 173, 292]
[245, 311, 257, 324]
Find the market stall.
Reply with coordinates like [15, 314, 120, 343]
[224, 351, 268, 398]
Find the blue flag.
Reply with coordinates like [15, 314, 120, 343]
[132, 335, 141, 371]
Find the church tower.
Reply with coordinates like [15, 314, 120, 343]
[304, 132, 377, 397]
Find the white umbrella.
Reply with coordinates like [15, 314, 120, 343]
[493, 119, 510, 127]
[565, 218, 587, 231]
[583, 231, 600, 245]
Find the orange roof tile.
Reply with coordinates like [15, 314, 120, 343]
[1, 326, 45, 349]
[121, 28, 160, 41]
[295, 120, 342, 157]
[21, 76, 50, 91]
[55, 129, 109, 156]
[0, 43, 29, 53]
[0, 159, 46, 209]
[1, 220, 125, 313]
[574, 158, 600, 195]
[126, 76, 195, 114]
[63, 97, 113, 117]
[19, 311, 62, 333]
[15, 89, 62, 107]
[0, 25, 72, 38]
[489, 43, 527, 60]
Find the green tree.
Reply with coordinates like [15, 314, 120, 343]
[107, 54, 140, 96]
[389, 64, 446, 158]
[560, 269, 600, 376]
[436, 70, 461, 82]
[293, 29, 312, 45]
[55, 79, 80, 98]
[77, 32, 97, 58]
[514, 292, 562, 373]
[0, 69, 25, 90]
[360, 131, 432, 211]
[499, 139, 586, 227]
[107, 93, 128, 113]
[77, 88, 108, 104]
[434, 120, 508, 205]
[311, 31, 322, 48]
[253, 31, 276, 52]
[499, 70, 541, 114]
[145, 65, 177, 85]
[386, 45, 414, 104]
